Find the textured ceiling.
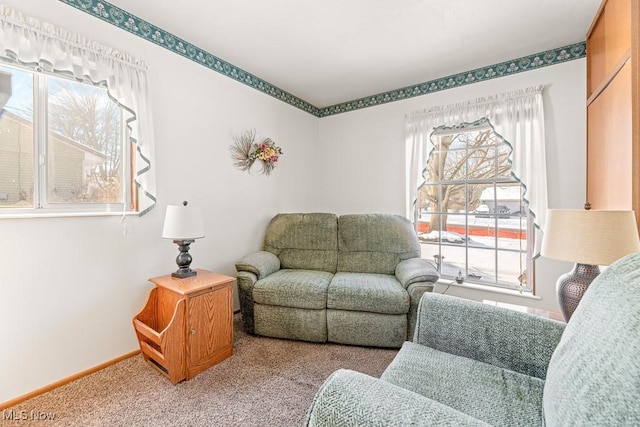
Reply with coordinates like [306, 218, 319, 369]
[106, 0, 601, 108]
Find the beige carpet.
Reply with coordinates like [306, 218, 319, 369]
[5, 315, 398, 426]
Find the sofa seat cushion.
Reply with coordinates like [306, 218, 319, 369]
[381, 342, 545, 427]
[327, 272, 409, 315]
[253, 269, 333, 310]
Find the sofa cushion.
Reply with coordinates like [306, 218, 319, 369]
[382, 342, 545, 426]
[337, 214, 420, 274]
[254, 304, 327, 343]
[306, 369, 489, 427]
[327, 310, 406, 348]
[253, 269, 333, 310]
[543, 253, 640, 425]
[264, 213, 338, 272]
[327, 272, 409, 315]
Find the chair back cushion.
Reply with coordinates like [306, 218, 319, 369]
[543, 252, 640, 425]
[337, 214, 420, 274]
[264, 213, 338, 272]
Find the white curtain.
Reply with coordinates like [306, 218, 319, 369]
[406, 86, 548, 256]
[0, 6, 156, 215]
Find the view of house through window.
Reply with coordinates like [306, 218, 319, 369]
[417, 121, 532, 291]
[0, 63, 128, 212]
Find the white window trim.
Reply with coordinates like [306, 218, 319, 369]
[0, 5, 156, 217]
[420, 124, 532, 291]
[406, 86, 548, 257]
[0, 63, 134, 217]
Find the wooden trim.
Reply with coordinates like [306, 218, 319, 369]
[130, 141, 139, 212]
[0, 350, 140, 411]
[586, 0, 608, 39]
[631, 0, 640, 229]
[587, 49, 631, 106]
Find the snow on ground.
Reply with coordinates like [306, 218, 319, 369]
[418, 216, 526, 289]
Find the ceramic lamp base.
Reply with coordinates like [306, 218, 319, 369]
[172, 239, 197, 278]
[556, 263, 600, 321]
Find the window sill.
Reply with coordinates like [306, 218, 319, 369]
[436, 278, 540, 300]
[0, 211, 139, 220]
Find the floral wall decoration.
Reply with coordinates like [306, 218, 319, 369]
[229, 129, 283, 176]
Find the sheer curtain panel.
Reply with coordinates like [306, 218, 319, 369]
[0, 5, 156, 214]
[406, 86, 548, 255]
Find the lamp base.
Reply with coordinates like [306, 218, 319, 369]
[171, 269, 197, 279]
[171, 240, 197, 279]
[557, 263, 600, 321]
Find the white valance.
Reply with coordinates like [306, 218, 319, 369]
[0, 5, 156, 214]
[406, 86, 548, 256]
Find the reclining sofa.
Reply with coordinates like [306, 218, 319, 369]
[305, 252, 640, 426]
[235, 213, 439, 348]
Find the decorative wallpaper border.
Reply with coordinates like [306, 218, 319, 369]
[58, 0, 320, 116]
[317, 42, 586, 117]
[58, 0, 585, 118]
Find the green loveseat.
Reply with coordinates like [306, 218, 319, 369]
[305, 252, 640, 426]
[235, 213, 439, 348]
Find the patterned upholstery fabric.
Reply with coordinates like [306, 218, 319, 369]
[406, 282, 434, 339]
[305, 369, 490, 427]
[235, 250, 280, 279]
[544, 252, 640, 425]
[263, 213, 338, 272]
[235, 213, 439, 347]
[414, 293, 564, 379]
[337, 214, 420, 274]
[327, 310, 406, 348]
[395, 257, 439, 288]
[236, 271, 258, 334]
[327, 272, 409, 314]
[306, 253, 640, 425]
[254, 304, 327, 343]
[382, 342, 545, 426]
[253, 269, 333, 309]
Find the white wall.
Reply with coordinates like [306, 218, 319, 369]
[317, 59, 587, 312]
[0, 0, 319, 403]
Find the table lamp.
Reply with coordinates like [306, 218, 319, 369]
[162, 201, 205, 278]
[541, 209, 640, 321]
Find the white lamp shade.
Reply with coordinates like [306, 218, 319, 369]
[541, 209, 640, 265]
[162, 204, 205, 240]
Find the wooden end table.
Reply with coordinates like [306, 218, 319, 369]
[133, 269, 234, 383]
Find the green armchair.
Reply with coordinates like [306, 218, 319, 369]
[305, 252, 640, 426]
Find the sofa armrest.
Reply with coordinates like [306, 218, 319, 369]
[305, 369, 488, 427]
[395, 258, 439, 288]
[236, 271, 258, 334]
[235, 250, 280, 279]
[414, 293, 565, 379]
[406, 282, 435, 339]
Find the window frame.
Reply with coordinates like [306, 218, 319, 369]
[418, 121, 534, 292]
[0, 62, 136, 217]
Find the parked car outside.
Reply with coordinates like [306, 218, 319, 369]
[475, 204, 490, 217]
[490, 205, 511, 218]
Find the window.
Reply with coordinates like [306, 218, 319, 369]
[0, 63, 135, 214]
[417, 120, 533, 291]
